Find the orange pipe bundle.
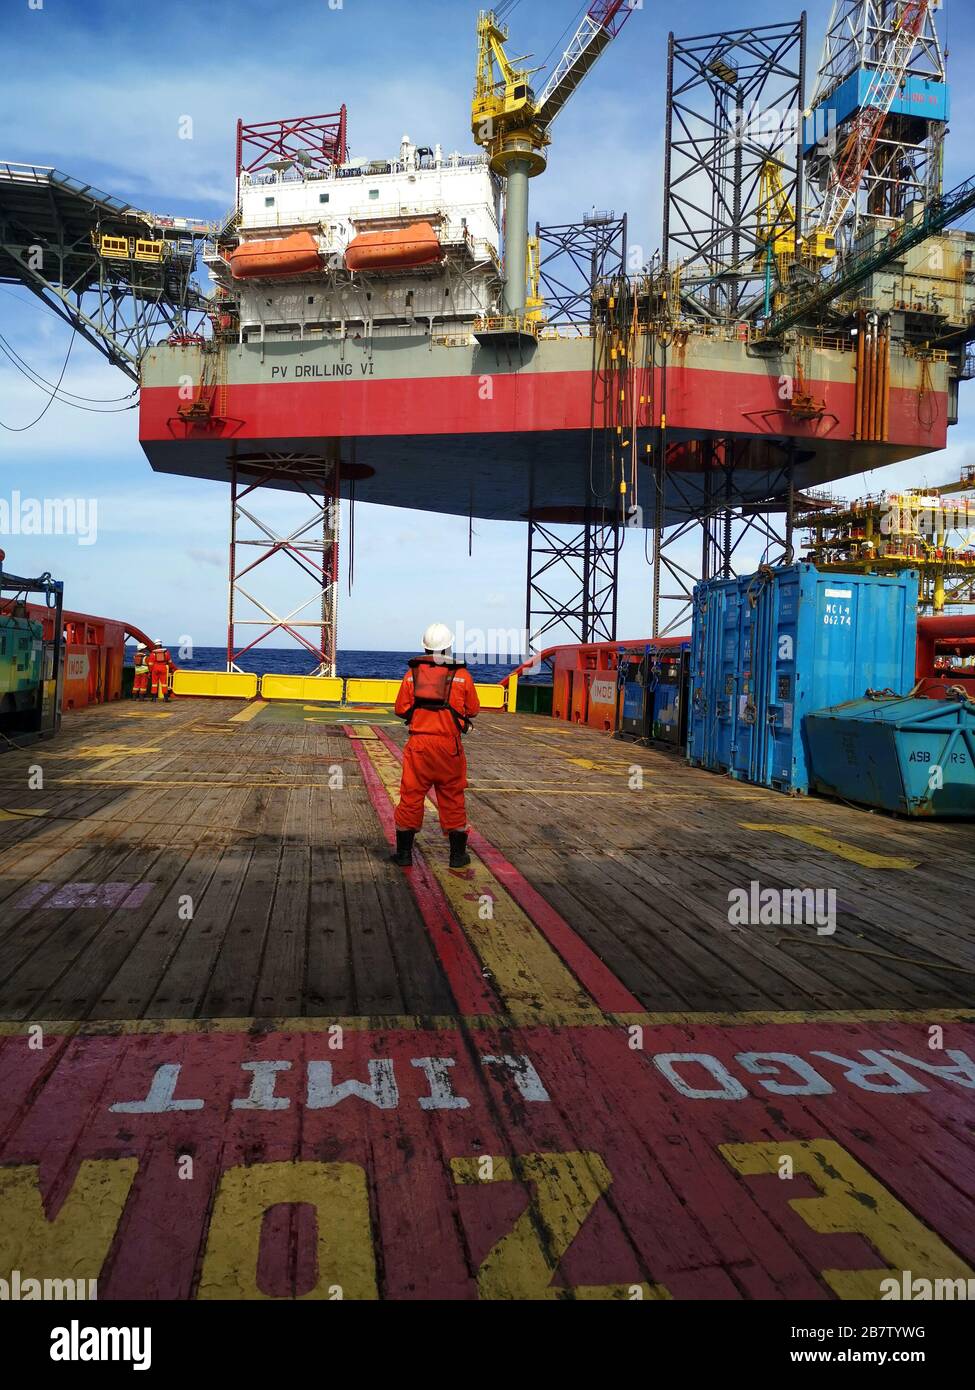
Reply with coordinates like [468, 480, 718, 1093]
[865, 327, 877, 441]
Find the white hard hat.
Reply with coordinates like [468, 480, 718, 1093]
[422, 622, 454, 653]
[135, 642, 146, 651]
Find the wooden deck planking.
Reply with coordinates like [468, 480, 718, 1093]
[0, 698, 971, 1021]
[0, 687, 971, 1307]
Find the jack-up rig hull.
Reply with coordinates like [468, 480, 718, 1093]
[140, 331, 949, 521]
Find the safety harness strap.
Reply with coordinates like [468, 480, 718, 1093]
[404, 657, 471, 733]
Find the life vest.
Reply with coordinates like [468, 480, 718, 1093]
[405, 657, 471, 733]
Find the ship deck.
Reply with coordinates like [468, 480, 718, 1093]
[1, 697, 973, 1300]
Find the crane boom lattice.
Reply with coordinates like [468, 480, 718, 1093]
[813, 0, 935, 239]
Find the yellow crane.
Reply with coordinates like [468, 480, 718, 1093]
[472, 2, 636, 317]
[756, 159, 835, 296]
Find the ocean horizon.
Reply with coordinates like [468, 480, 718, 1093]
[145, 646, 544, 684]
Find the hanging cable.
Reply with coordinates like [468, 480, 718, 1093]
[0, 325, 77, 431]
[347, 476, 355, 596]
[0, 332, 137, 404]
[0, 343, 137, 414]
[538, 3, 588, 78]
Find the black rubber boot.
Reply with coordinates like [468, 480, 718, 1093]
[448, 830, 471, 869]
[389, 829, 415, 866]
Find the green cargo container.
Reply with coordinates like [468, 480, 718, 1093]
[516, 682, 554, 716]
[0, 615, 43, 711]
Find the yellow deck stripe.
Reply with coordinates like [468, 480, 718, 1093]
[230, 700, 267, 723]
[361, 736, 603, 1025]
[741, 823, 919, 870]
[0, 1008, 970, 1038]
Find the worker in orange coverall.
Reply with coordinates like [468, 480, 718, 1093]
[148, 640, 175, 701]
[132, 644, 151, 700]
[390, 622, 480, 869]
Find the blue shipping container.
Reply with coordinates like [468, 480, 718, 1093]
[688, 564, 919, 794]
[805, 695, 975, 817]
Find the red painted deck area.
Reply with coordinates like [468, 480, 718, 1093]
[0, 698, 973, 1300]
[2, 1017, 974, 1300]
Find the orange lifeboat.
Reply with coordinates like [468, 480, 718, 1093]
[345, 221, 442, 272]
[228, 231, 322, 279]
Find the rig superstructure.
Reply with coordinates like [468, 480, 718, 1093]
[798, 466, 975, 611]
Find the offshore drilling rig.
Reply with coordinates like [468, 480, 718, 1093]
[2, 0, 974, 668]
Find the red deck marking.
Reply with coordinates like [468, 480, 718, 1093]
[347, 732, 499, 1017]
[2, 1019, 973, 1299]
[371, 726, 643, 1014]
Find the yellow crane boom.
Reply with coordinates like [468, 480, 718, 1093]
[472, 2, 636, 316]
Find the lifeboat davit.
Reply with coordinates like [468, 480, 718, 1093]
[345, 221, 442, 272]
[228, 231, 322, 279]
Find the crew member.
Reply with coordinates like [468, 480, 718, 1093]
[148, 639, 174, 701]
[133, 643, 150, 700]
[391, 622, 480, 868]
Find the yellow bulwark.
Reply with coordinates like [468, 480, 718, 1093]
[474, 683, 506, 709]
[262, 674, 344, 703]
[171, 670, 259, 699]
[345, 678, 505, 709]
[169, 670, 511, 708]
[345, 679, 402, 705]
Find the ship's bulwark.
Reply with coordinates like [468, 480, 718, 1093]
[139, 334, 948, 523]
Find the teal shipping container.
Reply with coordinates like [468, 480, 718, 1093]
[688, 564, 919, 794]
[805, 694, 975, 817]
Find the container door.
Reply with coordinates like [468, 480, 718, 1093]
[764, 570, 801, 789]
[690, 584, 723, 766]
[716, 584, 746, 773]
[688, 597, 710, 761]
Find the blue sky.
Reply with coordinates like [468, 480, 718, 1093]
[1, 0, 973, 655]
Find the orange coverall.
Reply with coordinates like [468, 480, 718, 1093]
[132, 656, 150, 698]
[393, 659, 480, 834]
[148, 647, 174, 700]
